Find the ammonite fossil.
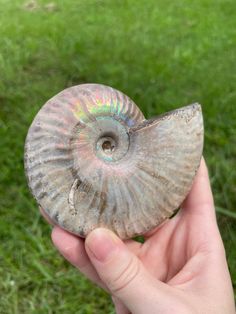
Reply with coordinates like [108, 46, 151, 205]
[24, 84, 204, 239]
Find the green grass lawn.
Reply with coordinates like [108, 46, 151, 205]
[0, 0, 235, 312]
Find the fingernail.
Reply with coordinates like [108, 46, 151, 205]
[86, 228, 119, 262]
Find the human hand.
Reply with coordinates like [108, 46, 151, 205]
[43, 158, 235, 314]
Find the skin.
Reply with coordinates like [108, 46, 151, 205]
[41, 158, 235, 314]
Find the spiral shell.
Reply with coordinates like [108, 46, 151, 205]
[24, 84, 204, 239]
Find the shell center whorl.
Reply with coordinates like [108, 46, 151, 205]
[96, 134, 118, 161]
[94, 117, 130, 162]
[97, 136, 116, 154]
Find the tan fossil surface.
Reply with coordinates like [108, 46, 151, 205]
[24, 84, 204, 239]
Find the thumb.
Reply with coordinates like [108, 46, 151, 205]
[85, 228, 169, 313]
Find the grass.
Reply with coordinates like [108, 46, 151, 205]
[0, 0, 235, 312]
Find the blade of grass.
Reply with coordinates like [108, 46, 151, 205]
[216, 207, 236, 219]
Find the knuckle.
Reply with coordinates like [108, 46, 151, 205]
[108, 256, 141, 294]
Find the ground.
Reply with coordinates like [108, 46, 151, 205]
[0, 0, 235, 313]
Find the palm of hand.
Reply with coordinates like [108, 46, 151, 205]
[123, 205, 216, 293]
[137, 205, 209, 287]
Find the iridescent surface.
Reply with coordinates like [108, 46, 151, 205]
[24, 84, 204, 239]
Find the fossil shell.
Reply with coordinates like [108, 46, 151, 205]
[24, 84, 204, 239]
